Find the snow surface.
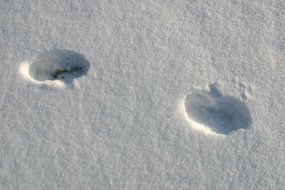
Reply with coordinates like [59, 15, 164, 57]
[1, 0, 285, 189]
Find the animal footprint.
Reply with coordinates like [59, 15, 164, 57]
[182, 85, 252, 135]
[19, 48, 90, 87]
[232, 78, 253, 100]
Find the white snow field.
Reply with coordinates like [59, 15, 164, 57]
[1, 0, 285, 189]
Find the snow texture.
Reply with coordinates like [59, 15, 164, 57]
[1, 0, 285, 190]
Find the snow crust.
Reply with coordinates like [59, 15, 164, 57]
[1, 0, 285, 189]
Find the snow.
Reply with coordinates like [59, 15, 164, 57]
[1, 0, 285, 189]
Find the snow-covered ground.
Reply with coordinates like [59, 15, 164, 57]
[1, 0, 285, 189]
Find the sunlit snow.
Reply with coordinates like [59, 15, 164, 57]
[1, 0, 285, 189]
